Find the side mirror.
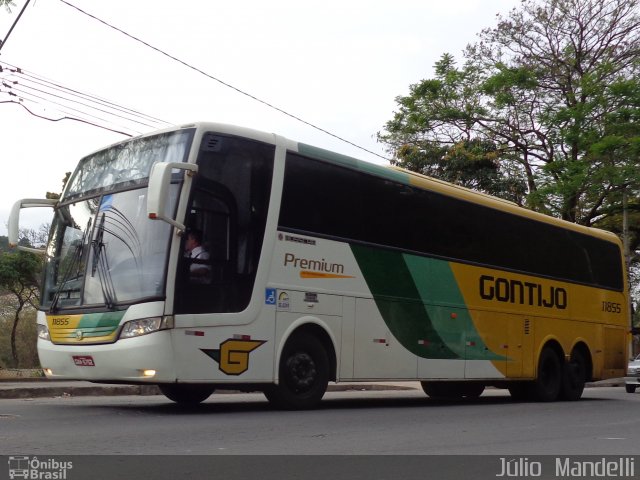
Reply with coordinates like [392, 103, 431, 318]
[8, 198, 57, 254]
[147, 162, 198, 231]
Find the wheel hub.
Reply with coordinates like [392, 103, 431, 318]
[286, 352, 317, 392]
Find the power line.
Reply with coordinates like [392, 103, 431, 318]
[0, 60, 171, 135]
[2, 83, 144, 134]
[1, 60, 170, 126]
[57, 0, 390, 162]
[0, 60, 171, 129]
[0, 99, 135, 136]
[4, 71, 161, 130]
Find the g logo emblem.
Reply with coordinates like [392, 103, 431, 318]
[201, 339, 266, 376]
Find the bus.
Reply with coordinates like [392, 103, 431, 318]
[9, 122, 629, 409]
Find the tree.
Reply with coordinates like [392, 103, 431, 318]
[0, 236, 8, 254]
[0, 0, 15, 13]
[19, 225, 50, 249]
[379, 0, 640, 236]
[0, 250, 41, 365]
[379, 0, 640, 310]
[379, 53, 529, 203]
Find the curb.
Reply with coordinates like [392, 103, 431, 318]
[0, 382, 418, 400]
[0, 380, 624, 400]
[0, 384, 161, 399]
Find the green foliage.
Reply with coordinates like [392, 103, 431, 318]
[379, 0, 640, 248]
[0, 250, 42, 366]
[0, 251, 42, 292]
[379, 0, 640, 310]
[379, 52, 527, 203]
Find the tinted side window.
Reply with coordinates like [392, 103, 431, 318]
[278, 153, 622, 291]
[278, 153, 363, 240]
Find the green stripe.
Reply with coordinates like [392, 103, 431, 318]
[77, 311, 124, 329]
[352, 244, 505, 361]
[351, 244, 458, 359]
[75, 311, 124, 337]
[297, 143, 408, 184]
[403, 255, 503, 361]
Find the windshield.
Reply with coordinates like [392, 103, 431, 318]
[64, 129, 193, 200]
[43, 186, 180, 311]
[41, 130, 191, 311]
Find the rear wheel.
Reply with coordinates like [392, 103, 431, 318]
[159, 384, 215, 405]
[531, 346, 562, 402]
[626, 384, 637, 393]
[264, 333, 329, 410]
[560, 350, 587, 401]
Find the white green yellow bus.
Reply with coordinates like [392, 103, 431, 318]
[9, 122, 629, 408]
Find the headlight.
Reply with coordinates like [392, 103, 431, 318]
[37, 324, 50, 341]
[119, 316, 174, 339]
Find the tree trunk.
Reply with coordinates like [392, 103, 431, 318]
[10, 302, 24, 367]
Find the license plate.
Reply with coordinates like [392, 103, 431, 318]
[72, 355, 95, 367]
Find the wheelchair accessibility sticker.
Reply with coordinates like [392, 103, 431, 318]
[265, 288, 276, 305]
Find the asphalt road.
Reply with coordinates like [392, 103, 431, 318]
[1, 386, 639, 456]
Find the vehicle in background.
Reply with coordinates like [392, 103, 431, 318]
[625, 354, 640, 393]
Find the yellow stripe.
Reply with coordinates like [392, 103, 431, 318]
[47, 314, 119, 344]
[300, 270, 355, 279]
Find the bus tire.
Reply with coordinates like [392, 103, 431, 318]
[264, 332, 329, 410]
[531, 346, 562, 402]
[625, 384, 637, 394]
[560, 349, 587, 401]
[159, 384, 215, 405]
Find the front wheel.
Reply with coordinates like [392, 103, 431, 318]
[264, 333, 330, 410]
[626, 384, 637, 394]
[159, 384, 215, 405]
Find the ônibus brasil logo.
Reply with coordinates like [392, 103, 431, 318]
[8, 456, 73, 480]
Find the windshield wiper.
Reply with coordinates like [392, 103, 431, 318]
[50, 218, 91, 313]
[91, 212, 118, 310]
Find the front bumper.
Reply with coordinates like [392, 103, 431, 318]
[38, 330, 176, 383]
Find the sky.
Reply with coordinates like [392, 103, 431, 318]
[0, 0, 520, 236]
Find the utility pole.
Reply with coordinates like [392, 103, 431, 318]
[623, 189, 635, 358]
[624, 190, 630, 273]
[0, 0, 31, 54]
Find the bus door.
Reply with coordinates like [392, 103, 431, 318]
[175, 185, 236, 314]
